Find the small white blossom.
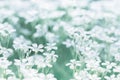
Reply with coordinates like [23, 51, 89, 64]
[0, 45, 13, 58]
[8, 76, 19, 80]
[66, 59, 81, 70]
[102, 61, 116, 72]
[45, 43, 57, 51]
[105, 75, 117, 80]
[30, 43, 44, 53]
[113, 65, 120, 73]
[63, 39, 74, 48]
[39, 73, 57, 80]
[85, 59, 100, 71]
[13, 36, 31, 52]
[44, 51, 58, 63]
[0, 57, 12, 69]
[0, 23, 15, 36]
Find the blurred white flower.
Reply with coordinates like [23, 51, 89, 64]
[45, 43, 57, 51]
[73, 70, 89, 80]
[0, 0, 120, 80]
[0, 23, 15, 36]
[20, 68, 38, 78]
[19, 10, 38, 23]
[63, 39, 74, 48]
[66, 59, 81, 70]
[113, 65, 120, 73]
[0, 45, 13, 58]
[33, 24, 48, 38]
[30, 43, 44, 53]
[85, 59, 100, 71]
[45, 32, 59, 43]
[0, 78, 6, 80]
[34, 55, 47, 68]
[102, 61, 116, 71]
[13, 36, 31, 52]
[39, 73, 57, 80]
[0, 57, 12, 69]
[47, 11, 65, 19]
[44, 51, 58, 63]
[105, 74, 117, 80]
[89, 74, 101, 80]
[114, 53, 120, 61]
[0, 9, 14, 22]
[8, 76, 19, 80]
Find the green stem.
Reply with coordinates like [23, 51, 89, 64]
[18, 66, 22, 80]
[3, 69, 7, 80]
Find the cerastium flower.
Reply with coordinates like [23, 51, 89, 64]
[0, 0, 120, 80]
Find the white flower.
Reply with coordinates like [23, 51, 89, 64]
[39, 73, 57, 80]
[66, 59, 81, 70]
[63, 39, 74, 48]
[113, 65, 120, 73]
[33, 54, 55, 68]
[0, 45, 13, 58]
[47, 11, 65, 19]
[5, 69, 15, 75]
[19, 10, 38, 23]
[0, 78, 6, 80]
[33, 24, 48, 38]
[33, 55, 47, 68]
[85, 59, 100, 70]
[110, 40, 120, 61]
[14, 59, 25, 67]
[30, 43, 44, 53]
[116, 74, 120, 79]
[44, 51, 58, 63]
[0, 23, 15, 36]
[13, 36, 31, 52]
[23, 77, 39, 80]
[20, 68, 38, 78]
[102, 61, 116, 72]
[14, 58, 33, 68]
[8, 76, 19, 80]
[105, 75, 117, 80]
[89, 74, 101, 80]
[90, 26, 116, 43]
[45, 32, 59, 43]
[74, 70, 89, 80]
[114, 53, 120, 61]
[45, 43, 57, 51]
[0, 57, 12, 69]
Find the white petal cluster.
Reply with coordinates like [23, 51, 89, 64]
[0, 23, 15, 36]
[0, 0, 120, 80]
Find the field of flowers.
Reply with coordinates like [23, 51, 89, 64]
[0, 0, 120, 80]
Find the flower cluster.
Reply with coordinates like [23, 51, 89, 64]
[0, 0, 120, 80]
